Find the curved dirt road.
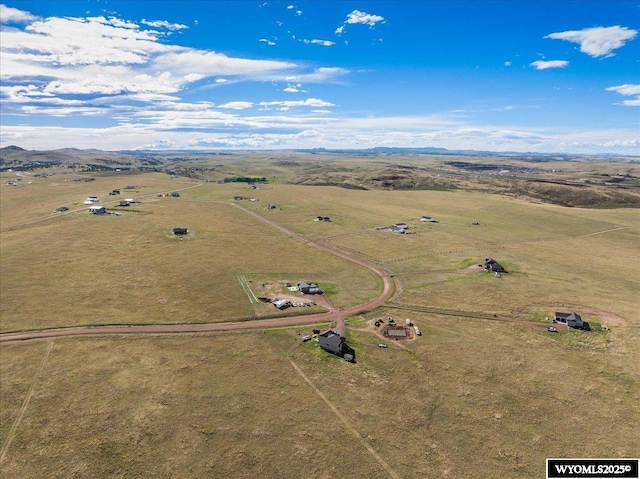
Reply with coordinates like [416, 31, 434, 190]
[1, 202, 394, 343]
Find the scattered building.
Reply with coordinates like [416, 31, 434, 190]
[554, 312, 589, 330]
[109, 189, 121, 195]
[420, 215, 438, 222]
[119, 200, 130, 207]
[173, 227, 188, 235]
[88, 205, 106, 215]
[170, 192, 180, 197]
[315, 216, 331, 222]
[54, 206, 69, 213]
[267, 203, 276, 210]
[87, 196, 99, 202]
[390, 224, 407, 234]
[297, 281, 322, 294]
[482, 258, 507, 273]
[273, 299, 292, 310]
[318, 330, 355, 361]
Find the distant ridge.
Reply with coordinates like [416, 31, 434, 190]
[1, 145, 26, 151]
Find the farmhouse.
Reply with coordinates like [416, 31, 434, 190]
[88, 205, 106, 215]
[482, 258, 507, 273]
[390, 224, 407, 234]
[554, 312, 588, 329]
[318, 330, 355, 360]
[297, 281, 322, 294]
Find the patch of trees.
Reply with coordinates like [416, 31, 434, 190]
[224, 176, 268, 183]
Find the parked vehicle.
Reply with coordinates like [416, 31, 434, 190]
[547, 327, 558, 333]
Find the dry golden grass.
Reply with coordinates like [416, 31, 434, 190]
[2, 164, 639, 479]
[1, 317, 638, 479]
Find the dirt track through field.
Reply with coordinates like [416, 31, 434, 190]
[289, 359, 401, 479]
[0, 200, 394, 342]
[0, 341, 53, 464]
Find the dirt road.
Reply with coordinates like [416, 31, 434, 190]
[0, 202, 395, 343]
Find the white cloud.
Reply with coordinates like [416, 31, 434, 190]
[606, 84, 640, 106]
[258, 98, 335, 110]
[141, 19, 188, 30]
[335, 25, 344, 35]
[545, 26, 638, 58]
[345, 10, 384, 27]
[259, 38, 276, 46]
[296, 10, 302, 16]
[303, 39, 335, 47]
[217, 101, 254, 110]
[504, 61, 512, 67]
[531, 60, 569, 70]
[0, 4, 39, 23]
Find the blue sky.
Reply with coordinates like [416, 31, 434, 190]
[1, 1, 638, 153]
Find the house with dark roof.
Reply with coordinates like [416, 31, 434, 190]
[297, 281, 322, 294]
[554, 312, 588, 329]
[482, 258, 507, 273]
[173, 227, 188, 235]
[318, 330, 355, 360]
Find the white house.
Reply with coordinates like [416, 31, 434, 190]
[88, 205, 106, 215]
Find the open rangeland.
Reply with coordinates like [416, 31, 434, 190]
[1, 158, 639, 478]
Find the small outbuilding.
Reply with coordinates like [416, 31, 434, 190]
[173, 227, 188, 235]
[297, 281, 322, 294]
[88, 205, 106, 215]
[273, 299, 292, 310]
[420, 216, 438, 222]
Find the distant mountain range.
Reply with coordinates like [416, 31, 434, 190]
[1, 144, 637, 162]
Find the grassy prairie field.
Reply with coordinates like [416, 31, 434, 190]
[1, 318, 638, 479]
[0, 178, 380, 332]
[1, 162, 639, 478]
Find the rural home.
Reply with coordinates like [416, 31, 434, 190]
[318, 330, 355, 360]
[482, 258, 507, 273]
[554, 312, 588, 329]
[88, 205, 106, 215]
[420, 215, 438, 222]
[390, 224, 407, 234]
[297, 281, 322, 294]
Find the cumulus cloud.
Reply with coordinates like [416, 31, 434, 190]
[0, 4, 39, 23]
[545, 26, 638, 58]
[259, 38, 276, 46]
[531, 60, 569, 70]
[606, 84, 640, 106]
[335, 9, 384, 35]
[504, 61, 512, 66]
[345, 10, 384, 27]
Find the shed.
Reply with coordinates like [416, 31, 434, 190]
[420, 216, 438, 222]
[173, 227, 188, 235]
[171, 192, 180, 197]
[119, 200, 130, 207]
[273, 299, 292, 310]
[390, 225, 406, 234]
[88, 205, 106, 215]
[297, 281, 322, 294]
